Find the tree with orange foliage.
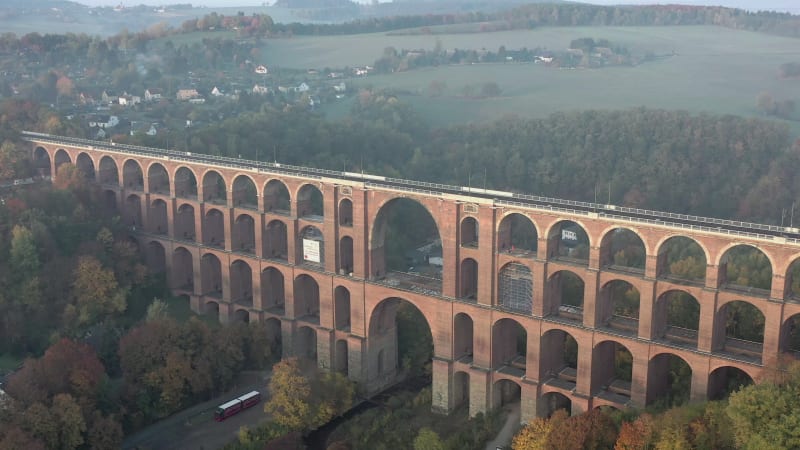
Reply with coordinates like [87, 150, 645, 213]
[615, 413, 654, 450]
[511, 415, 553, 450]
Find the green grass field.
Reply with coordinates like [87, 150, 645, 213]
[260, 26, 800, 128]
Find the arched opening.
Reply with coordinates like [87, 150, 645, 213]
[600, 228, 645, 273]
[497, 213, 537, 257]
[203, 209, 225, 248]
[148, 199, 168, 234]
[785, 258, 800, 301]
[538, 392, 572, 417]
[540, 329, 578, 388]
[498, 263, 532, 314]
[339, 236, 353, 275]
[172, 247, 194, 292]
[122, 159, 144, 191]
[334, 286, 351, 331]
[230, 260, 253, 307]
[491, 318, 526, 374]
[264, 179, 290, 214]
[33, 147, 51, 177]
[370, 198, 443, 294]
[708, 366, 754, 400]
[655, 290, 700, 348]
[145, 241, 167, 274]
[204, 301, 220, 321]
[546, 270, 584, 322]
[174, 167, 198, 200]
[599, 280, 640, 335]
[454, 313, 473, 361]
[294, 274, 320, 324]
[200, 253, 223, 298]
[75, 153, 95, 180]
[461, 217, 479, 247]
[175, 204, 196, 241]
[297, 184, 324, 219]
[97, 156, 119, 186]
[547, 220, 589, 264]
[647, 353, 692, 408]
[147, 163, 170, 195]
[102, 190, 118, 213]
[299, 225, 324, 267]
[202, 170, 227, 205]
[54, 149, 71, 175]
[339, 199, 353, 227]
[124, 194, 142, 227]
[592, 341, 633, 401]
[459, 258, 478, 300]
[492, 379, 521, 409]
[233, 175, 258, 210]
[234, 309, 250, 323]
[265, 318, 283, 360]
[718, 245, 772, 296]
[295, 326, 317, 362]
[335, 340, 349, 375]
[261, 267, 285, 314]
[232, 214, 255, 254]
[780, 313, 800, 357]
[718, 300, 765, 361]
[264, 220, 288, 260]
[368, 298, 434, 392]
[453, 371, 470, 410]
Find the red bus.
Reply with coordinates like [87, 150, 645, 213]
[214, 391, 261, 421]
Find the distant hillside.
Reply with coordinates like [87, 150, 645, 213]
[274, 0, 356, 8]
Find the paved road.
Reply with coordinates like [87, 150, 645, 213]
[123, 371, 271, 450]
[484, 403, 521, 450]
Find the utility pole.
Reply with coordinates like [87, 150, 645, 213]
[791, 202, 796, 228]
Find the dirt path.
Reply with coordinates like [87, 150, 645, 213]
[123, 370, 271, 450]
[484, 402, 521, 450]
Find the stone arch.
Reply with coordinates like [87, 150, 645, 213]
[454, 312, 473, 360]
[202, 170, 227, 205]
[172, 247, 194, 292]
[540, 328, 579, 387]
[54, 148, 71, 174]
[598, 279, 640, 335]
[75, 152, 95, 180]
[230, 260, 253, 306]
[264, 219, 288, 260]
[33, 146, 51, 177]
[232, 174, 258, 210]
[264, 179, 291, 213]
[232, 213, 255, 254]
[717, 244, 773, 294]
[546, 270, 584, 322]
[261, 267, 285, 314]
[546, 219, 590, 264]
[538, 391, 571, 417]
[97, 156, 118, 185]
[297, 183, 324, 219]
[453, 371, 470, 410]
[784, 256, 800, 301]
[491, 318, 526, 373]
[147, 162, 170, 195]
[200, 253, 222, 297]
[295, 326, 317, 362]
[233, 309, 251, 323]
[203, 208, 225, 248]
[461, 216, 478, 247]
[265, 317, 283, 360]
[780, 313, 800, 356]
[204, 300, 220, 321]
[598, 226, 646, 272]
[124, 194, 142, 227]
[459, 258, 478, 300]
[174, 166, 198, 200]
[299, 225, 324, 267]
[335, 286, 351, 331]
[122, 159, 144, 191]
[708, 366, 754, 400]
[591, 340, 633, 400]
[647, 353, 693, 407]
[492, 379, 521, 409]
[369, 197, 443, 294]
[339, 198, 353, 227]
[717, 300, 765, 361]
[498, 262, 532, 314]
[294, 274, 320, 322]
[654, 290, 701, 348]
[497, 212, 538, 257]
[102, 190, 118, 213]
[175, 203, 196, 241]
[339, 236, 353, 274]
[148, 198, 168, 234]
[655, 235, 710, 279]
[335, 340, 349, 374]
[145, 240, 166, 274]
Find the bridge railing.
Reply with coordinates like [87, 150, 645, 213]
[599, 213, 775, 241]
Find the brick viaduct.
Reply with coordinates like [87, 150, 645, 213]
[24, 132, 800, 423]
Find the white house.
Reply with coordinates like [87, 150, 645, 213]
[144, 88, 163, 101]
[252, 84, 269, 95]
[255, 65, 268, 75]
[88, 114, 119, 129]
[294, 82, 310, 93]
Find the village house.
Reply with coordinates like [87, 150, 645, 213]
[211, 86, 224, 97]
[130, 121, 157, 136]
[333, 82, 347, 93]
[176, 88, 201, 101]
[118, 93, 141, 106]
[144, 88, 163, 102]
[101, 90, 118, 104]
[255, 65, 269, 75]
[252, 84, 269, 95]
[87, 114, 119, 129]
[294, 82, 310, 93]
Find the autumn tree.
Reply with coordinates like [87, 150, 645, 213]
[615, 413, 654, 450]
[413, 427, 445, 450]
[69, 255, 127, 327]
[512, 416, 553, 450]
[264, 357, 313, 431]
